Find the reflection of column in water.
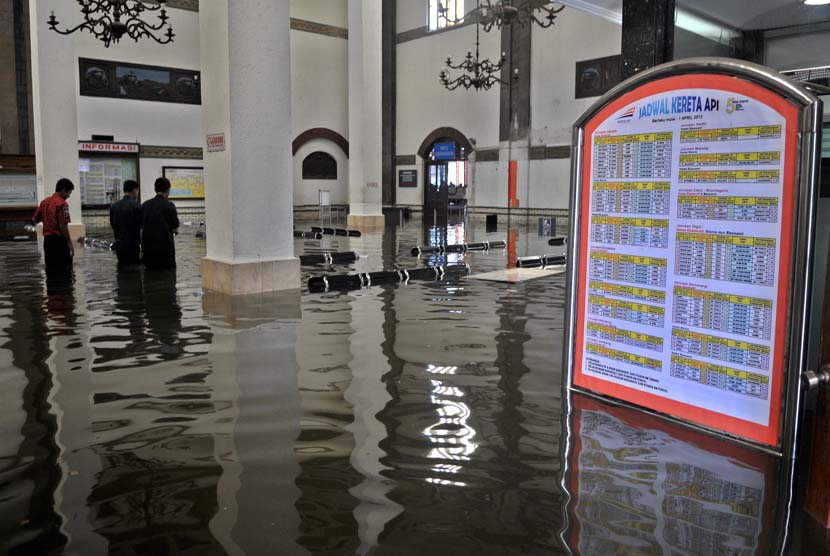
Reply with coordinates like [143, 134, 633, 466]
[205, 304, 305, 555]
[0, 265, 67, 554]
[45, 269, 109, 554]
[345, 287, 403, 554]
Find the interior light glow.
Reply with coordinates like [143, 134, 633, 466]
[804, 0, 830, 5]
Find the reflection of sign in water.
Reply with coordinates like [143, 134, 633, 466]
[563, 394, 774, 556]
[163, 166, 205, 199]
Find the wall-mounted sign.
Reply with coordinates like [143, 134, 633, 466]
[163, 166, 205, 200]
[78, 141, 139, 154]
[206, 133, 225, 153]
[564, 59, 821, 450]
[432, 142, 456, 160]
[399, 169, 417, 187]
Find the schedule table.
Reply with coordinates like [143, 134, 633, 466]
[677, 196, 779, 222]
[592, 133, 673, 179]
[672, 286, 773, 341]
[588, 295, 665, 328]
[589, 252, 668, 288]
[680, 125, 782, 143]
[679, 151, 780, 166]
[592, 182, 670, 215]
[587, 343, 662, 372]
[678, 170, 780, 184]
[675, 233, 776, 287]
[589, 281, 666, 303]
[671, 329, 770, 371]
[587, 322, 664, 352]
[671, 355, 770, 400]
[591, 217, 669, 248]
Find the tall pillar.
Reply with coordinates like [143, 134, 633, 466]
[199, 0, 300, 296]
[621, 0, 675, 80]
[28, 0, 84, 238]
[347, 0, 385, 231]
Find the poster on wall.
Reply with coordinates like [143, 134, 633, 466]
[567, 69, 816, 449]
[163, 166, 205, 200]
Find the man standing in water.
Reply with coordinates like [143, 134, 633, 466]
[32, 178, 75, 272]
[109, 179, 143, 266]
[141, 177, 180, 269]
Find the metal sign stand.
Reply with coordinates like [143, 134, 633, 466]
[558, 57, 823, 555]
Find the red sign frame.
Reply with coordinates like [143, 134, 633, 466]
[572, 74, 799, 447]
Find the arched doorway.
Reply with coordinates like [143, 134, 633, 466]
[418, 128, 472, 220]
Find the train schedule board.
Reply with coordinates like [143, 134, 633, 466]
[563, 59, 822, 450]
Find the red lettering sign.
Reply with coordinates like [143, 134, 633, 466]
[78, 142, 139, 153]
[206, 133, 226, 152]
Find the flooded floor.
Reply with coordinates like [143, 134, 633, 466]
[0, 215, 822, 555]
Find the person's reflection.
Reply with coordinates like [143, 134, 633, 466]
[44, 269, 77, 333]
[561, 392, 777, 556]
[142, 268, 183, 359]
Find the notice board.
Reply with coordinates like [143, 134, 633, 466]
[564, 60, 822, 450]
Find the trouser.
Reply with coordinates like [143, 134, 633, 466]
[115, 246, 141, 266]
[143, 251, 176, 270]
[43, 235, 72, 271]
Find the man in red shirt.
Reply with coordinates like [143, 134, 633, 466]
[32, 178, 75, 271]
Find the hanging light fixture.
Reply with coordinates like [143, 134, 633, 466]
[439, 1, 507, 91]
[47, 0, 175, 48]
[438, 0, 565, 32]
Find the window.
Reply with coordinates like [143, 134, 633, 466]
[302, 152, 337, 180]
[428, 0, 464, 31]
[79, 157, 138, 207]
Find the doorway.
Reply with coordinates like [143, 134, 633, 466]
[424, 139, 469, 222]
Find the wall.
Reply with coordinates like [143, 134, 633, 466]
[394, 2, 620, 212]
[66, 5, 204, 205]
[525, 7, 621, 211]
[66, 1, 350, 213]
[290, 29, 348, 144]
[293, 138, 348, 206]
[395, 0, 502, 210]
[764, 31, 830, 71]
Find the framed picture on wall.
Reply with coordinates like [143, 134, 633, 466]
[162, 166, 205, 200]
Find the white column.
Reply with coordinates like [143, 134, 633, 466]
[28, 0, 84, 238]
[199, 0, 299, 295]
[347, 0, 385, 231]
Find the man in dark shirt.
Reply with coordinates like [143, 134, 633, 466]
[32, 178, 75, 272]
[109, 179, 142, 266]
[141, 177, 180, 269]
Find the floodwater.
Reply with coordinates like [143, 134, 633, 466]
[0, 215, 820, 555]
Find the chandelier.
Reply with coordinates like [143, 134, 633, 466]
[439, 1, 506, 91]
[48, 0, 175, 48]
[439, 0, 565, 32]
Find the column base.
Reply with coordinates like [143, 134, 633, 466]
[202, 256, 301, 296]
[68, 223, 86, 241]
[347, 214, 385, 231]
[34, 222, 86, 239]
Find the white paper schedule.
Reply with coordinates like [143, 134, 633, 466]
[577, 87, 791, 431]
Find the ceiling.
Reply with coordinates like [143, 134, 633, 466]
[677, 0, 830, 31]
[562, 0, 830, 30]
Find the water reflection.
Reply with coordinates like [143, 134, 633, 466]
[561, 392, 778, 556]
[0, 251, 66, 555]
[1, 218, 776, 556]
